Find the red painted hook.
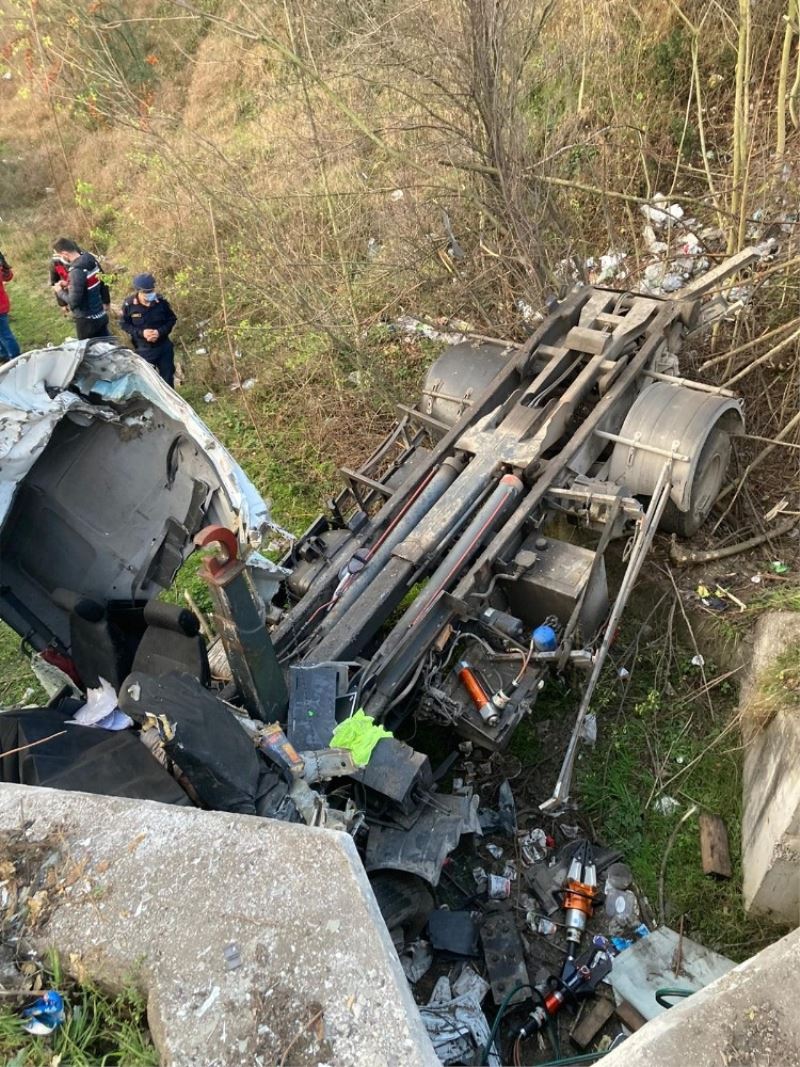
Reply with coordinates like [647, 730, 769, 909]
[194, 524, 239, 578]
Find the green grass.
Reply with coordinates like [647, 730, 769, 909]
[741, 644, 800, 737]
[6, 282, 74, 352]
[180, 381, 334, 535]
[0, 622, 44, 706]
[0, 960, 156, 1067]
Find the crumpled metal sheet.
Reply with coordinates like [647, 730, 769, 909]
[72, 342, 284, 547]
[0, 341, 288, 558]
[0, 343, 93, 524]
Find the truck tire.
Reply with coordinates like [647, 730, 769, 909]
[659, 426, 731, 537]
[370, 871, 434, 949]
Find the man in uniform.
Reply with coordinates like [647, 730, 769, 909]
[119, 272, 178, 386]
[51, 237, 111, 340]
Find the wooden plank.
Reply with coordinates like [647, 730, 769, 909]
[699, 812, 732, 879]
[566, 325, 609, 354]
[614, 998, 647, 1032]
[570, 995, 615, 1049]
[679, 247, 760, 297]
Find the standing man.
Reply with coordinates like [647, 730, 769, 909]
[119, 272, 177, 386]
[51, 237, 111, 340]
[0, 250, 21, 362]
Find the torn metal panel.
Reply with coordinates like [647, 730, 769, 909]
[0, 342, 286, 651]
[71, 344, 280, 545]
[365, 793, 481, 884]
[0, 343, 98, 524]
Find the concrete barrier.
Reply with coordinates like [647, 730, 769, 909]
[601, 926, 800, 1066]
[741, 611, 800, 923]
[0, 783, 437, 1066]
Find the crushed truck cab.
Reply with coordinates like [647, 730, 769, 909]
[0, 255, 754, 927]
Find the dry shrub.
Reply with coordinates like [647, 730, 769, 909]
[0, 0, 798, 516]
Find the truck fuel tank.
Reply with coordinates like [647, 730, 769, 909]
[502, 536, 609, 640]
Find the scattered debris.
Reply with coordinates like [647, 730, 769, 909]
[480, 912, 530, 1006]
[479, 780, 517, 836]
[472, 866, 488, 893]
[392, 314, 468, 346]
[570, 992, 616, 1049]
[21, 990, 65, 1035]
[71, 678, 133, 731]
[400, 940, 433, 983]
[419, 971, 500, 1066]
[0, 264, 771, 1059]
[487, 874, 512, 900]
[519, 827, 550, 865]
[653, 795, 681, 816]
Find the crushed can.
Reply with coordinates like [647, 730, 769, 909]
[487, 874, 512, 899]
[258, 722, 305, 778]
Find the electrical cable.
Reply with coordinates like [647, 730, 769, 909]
[513, 634, 536, 685]
[655, 987, 694, 1009]
[479, 983, 537, 1065]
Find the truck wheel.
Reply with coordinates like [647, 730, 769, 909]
[660, 427, 731, 537]
[370, 871, 434, 950]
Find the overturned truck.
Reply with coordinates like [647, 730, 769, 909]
[0, 252, 754, 930]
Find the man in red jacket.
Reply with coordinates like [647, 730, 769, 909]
[0, 250, 21, 362]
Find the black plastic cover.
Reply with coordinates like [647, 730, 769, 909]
[119, 671, 293, 817]
[0, 706, 190, 806]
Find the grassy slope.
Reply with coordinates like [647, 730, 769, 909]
[507, 586, 792, 962]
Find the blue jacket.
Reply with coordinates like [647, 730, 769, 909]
[67, 252, 109, 321]
[119, 294, 177, 352]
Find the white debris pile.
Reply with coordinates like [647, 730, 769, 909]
[572, 192, 788, 301]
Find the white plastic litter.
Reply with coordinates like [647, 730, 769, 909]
[519, 827, 548, 865]
[420, 973, 500, 1066]
[580, 713, 598, 745]
[653, 795, 681, 816]
[400, 939, 433, 983]
[71, 678, 133, 731]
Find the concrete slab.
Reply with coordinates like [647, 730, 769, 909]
[602, 926, 800, 1066]
[741, 611, 800, 922]
[0, 784, 437, 1067]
